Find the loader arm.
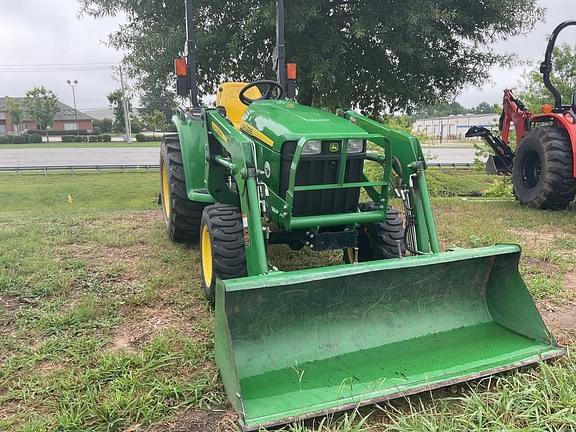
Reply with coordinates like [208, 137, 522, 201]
[501, 89, 532, 144]
[346, 111, 439, 254]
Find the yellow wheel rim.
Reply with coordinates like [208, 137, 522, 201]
[160, 160, 171, 218]
[201, 225, 213, 287]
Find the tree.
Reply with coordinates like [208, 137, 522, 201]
[107, 89, 131, 133]
[143, 110, 166, 137]
[140, 83, 177, 122]
[93, 118, 113, 133]
[516, 43, 576, 113]
[412, 101, 468, 119]
[80, 0, 544, 116]
[25, 87, 59, 142]
[5, 97, 22, 134]
[470, 102, 498, 115]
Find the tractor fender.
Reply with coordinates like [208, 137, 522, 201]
[531, 113, 576, 177]
[172, 111, 214, 203]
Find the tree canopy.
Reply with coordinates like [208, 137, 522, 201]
[80, 0, 543, 115]
[5, 97, 22, 133]
[25, 87, 59, 141]
[107, 89, 130, 133]
[516, 44, 576, 113]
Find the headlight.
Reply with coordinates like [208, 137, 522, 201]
[348, 139, 364, 154]
[302, 140, 322, 155]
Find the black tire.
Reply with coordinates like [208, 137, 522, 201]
[512, 127, 576, 209]
[200, 205, 247, 305]
[160, 135, 206, 242]
[344, 204, 405, 263]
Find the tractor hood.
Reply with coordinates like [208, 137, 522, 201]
[241, 100, 370, 149]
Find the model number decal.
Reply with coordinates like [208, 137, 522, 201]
[211, 122, 229, 144]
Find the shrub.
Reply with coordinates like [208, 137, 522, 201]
[102, 134, 112, 142]
[0, 136, 9, 144]
[88, 136, 100, 142]
[12, 135, 28, 144]
[61, 135, 74, 142]
[28, 134, 43, 144]
[135, 134, 146, 142]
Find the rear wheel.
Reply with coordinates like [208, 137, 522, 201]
[512, 127, 576, 209]
[344, 204, 405, 263]
[160, 135, 206, 242]
[200, 205, 247, 305]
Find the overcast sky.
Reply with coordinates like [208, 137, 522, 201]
[0, 0, 575, 112]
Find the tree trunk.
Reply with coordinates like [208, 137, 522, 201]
[45, 129, 49, 143]
[297, 79, 314, 106]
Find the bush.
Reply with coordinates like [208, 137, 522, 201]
[0, 136, 9, 144]
[61, 135, 74, 143]
[28, 134, 43, 144]
[88, 136, 100, 142]
[102, 134, 112, 142]
[135, 134, 146, 142]
[12, 135, 28, 144]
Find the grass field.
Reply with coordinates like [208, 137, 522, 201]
[0, 142, 161, 150]
[1, 171, 575, 431]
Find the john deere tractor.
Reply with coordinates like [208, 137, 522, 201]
[159, 1, 564, 430]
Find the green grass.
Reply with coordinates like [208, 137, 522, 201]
[0, 142, 161, 149]
[0, 172, 158, 215]
[0, 171, 575, 431]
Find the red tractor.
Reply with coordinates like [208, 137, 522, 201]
[467, 21, 576, 209]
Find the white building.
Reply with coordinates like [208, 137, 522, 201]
[412, 113, 499, 142]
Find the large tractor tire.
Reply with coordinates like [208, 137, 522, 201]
[200, 204, 247, 305]
[160, 135, 206, 242]
[344, 204, 405, 263]
[512, 127, 576, 209]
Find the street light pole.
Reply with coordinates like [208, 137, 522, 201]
[67, 80, 79, 135]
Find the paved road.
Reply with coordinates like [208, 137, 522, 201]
[0, 147, 480, 167]
[0, 148, 161, 166]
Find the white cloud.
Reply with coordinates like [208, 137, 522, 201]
[458, 0, 576, 107]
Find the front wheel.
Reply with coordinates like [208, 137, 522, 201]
[200, 205, 247, 305]
[512, 127, 576, 209]
[344, 204, 405, 263]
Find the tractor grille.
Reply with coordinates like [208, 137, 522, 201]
[279, 141, 365, 217]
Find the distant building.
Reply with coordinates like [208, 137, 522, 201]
[412, 113, 499, 142]
[0, 97, 94, 135]
[84, 108, 114, 121]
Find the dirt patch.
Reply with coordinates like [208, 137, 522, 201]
[0, 401, 19, 419]
[521, 256, 560, 275]
[152, 408, 237, 432]
[539, 301, 576, 344]
[513, 227, 558, 244]
[34, 361, 67, 374]
[108, 304, 211, 352]
[0, 296, 25, 312]
[565, 271, 576, 292]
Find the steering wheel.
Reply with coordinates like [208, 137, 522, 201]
[239, 80, 284, 106]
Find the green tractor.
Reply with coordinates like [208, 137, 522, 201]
[159, 1, 564, 430]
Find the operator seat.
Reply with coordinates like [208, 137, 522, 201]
[216, 82, 261, 128]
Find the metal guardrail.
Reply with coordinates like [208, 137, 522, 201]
[0, 164, 160, 174]
[0, 162, 475, 175]
[428, 162, 475, 169]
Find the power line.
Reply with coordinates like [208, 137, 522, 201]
[0, 62, 117, 67]
[0, 62, 118, 73]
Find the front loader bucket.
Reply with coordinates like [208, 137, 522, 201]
[215, 244, 564, 431]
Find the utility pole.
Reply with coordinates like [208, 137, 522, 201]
[119, 66, 132, 143]
[67, 80, 79, 135]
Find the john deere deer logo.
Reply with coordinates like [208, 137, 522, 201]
[329, 142, 340, 153]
